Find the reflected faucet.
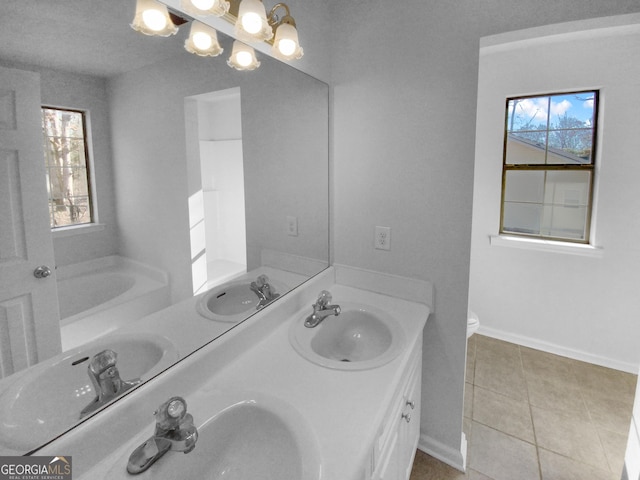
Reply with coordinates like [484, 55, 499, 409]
[304, 290, 341, 328]
[127, 396, 198, 475]
[250, 274, 280, 309]
[80, 350, 141, 418]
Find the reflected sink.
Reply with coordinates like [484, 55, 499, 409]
[0, 333, 178, 452]
[289, 302, 406, 370]
[109, 392, 320, 479]
[196, 278, 287, 323]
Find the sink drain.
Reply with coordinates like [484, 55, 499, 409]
[340, 359, 351, 362]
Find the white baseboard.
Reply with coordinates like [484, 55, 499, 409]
[478, 326, 639, 374]
[418, 432, 466, 472]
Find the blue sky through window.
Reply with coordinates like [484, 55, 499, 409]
[507, 92, 595, 131]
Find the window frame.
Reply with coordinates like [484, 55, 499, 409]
[41, 105, 96, 230]
[499, 90, 599, 245]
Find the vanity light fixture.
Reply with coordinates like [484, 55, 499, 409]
[227, 40, 260, 70]
[180, 0, 230, 17]
[130, 0, 302, 70]
[268, 3, 303, 60]
[185, 21, 224, 56]
[131, 0, 179, 36]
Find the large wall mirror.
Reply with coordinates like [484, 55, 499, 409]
[0, 0, 328, 455]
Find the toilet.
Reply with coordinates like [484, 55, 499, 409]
[467, 310, 480, 338]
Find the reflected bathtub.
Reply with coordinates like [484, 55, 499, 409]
[57, 256, 170, 351]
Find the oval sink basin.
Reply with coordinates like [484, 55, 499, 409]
[289, 302, 406, 370]
[196, 278, 287, 323]
[0, 333, 178, 453]
[109, 392, 320, 480]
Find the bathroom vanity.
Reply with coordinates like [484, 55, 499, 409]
[36, 266, 431, 480]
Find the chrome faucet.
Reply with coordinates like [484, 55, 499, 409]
[80, 350, 141, 418]
[250, 274, 280, 309]
[304, 290, 341, 328]
[127, 396, 198, 475]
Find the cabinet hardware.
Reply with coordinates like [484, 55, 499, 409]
[34, 265, 52, 278]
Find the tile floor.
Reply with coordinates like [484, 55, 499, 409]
[410, 334, 638, 480]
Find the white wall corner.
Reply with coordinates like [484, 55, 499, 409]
[418, 432, 467, 472]
[333, 264, 434, 311]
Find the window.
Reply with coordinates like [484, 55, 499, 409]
[41, 107, 94, 229]
[500, 91, 598, 243]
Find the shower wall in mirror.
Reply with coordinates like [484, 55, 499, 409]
[0, 0, 328, 456]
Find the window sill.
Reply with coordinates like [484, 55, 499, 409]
[489, 235, 604, 258]
[52, 223, 105, 238]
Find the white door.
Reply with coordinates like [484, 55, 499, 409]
[0, 65, 61, 379]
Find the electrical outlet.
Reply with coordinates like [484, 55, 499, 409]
[374, 226, 391, 250]
[287, 215, 298, 236]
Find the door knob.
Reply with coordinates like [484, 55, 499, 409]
[34, 265, 52, 278]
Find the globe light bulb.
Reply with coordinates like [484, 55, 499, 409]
[236, 51, 253, 67]
[192, 31, 213, 50]
[142, 9, 167, 31]
[278, 38, 296, 57]
[241, 12, 262, 34]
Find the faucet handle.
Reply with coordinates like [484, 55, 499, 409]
[316, 290, 332, 307]
[154, 396, 188, 431]
[80, 350, 141, 419]
[88, 349, 118, 375]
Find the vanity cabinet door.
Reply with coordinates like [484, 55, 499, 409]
[374, 427, 401, 480]
[399, 359, 422, 480]
[372, 342, 423, 480]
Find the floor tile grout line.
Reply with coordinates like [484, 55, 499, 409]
[571, 355, 622, 474]
[592, 428, 617, 474]
[517, 344, 544, 480]
[471, 337, 541, 479]
[536, 445, 619, 477]
[469, 418, 537, 447]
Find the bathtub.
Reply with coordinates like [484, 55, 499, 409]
[57, 256, 170, 351]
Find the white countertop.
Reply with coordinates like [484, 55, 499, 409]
[204, 285, 428, 480]
[74, 283, 429, 480]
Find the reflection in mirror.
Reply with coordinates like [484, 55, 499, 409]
[0, 0, 328, 455]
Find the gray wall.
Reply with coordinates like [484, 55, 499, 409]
[108, 50, 329, 302]
[0, 60, 119, 268]
[328, 0, 640, 467]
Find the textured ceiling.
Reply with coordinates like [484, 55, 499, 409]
[0, 0, 192, 77]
